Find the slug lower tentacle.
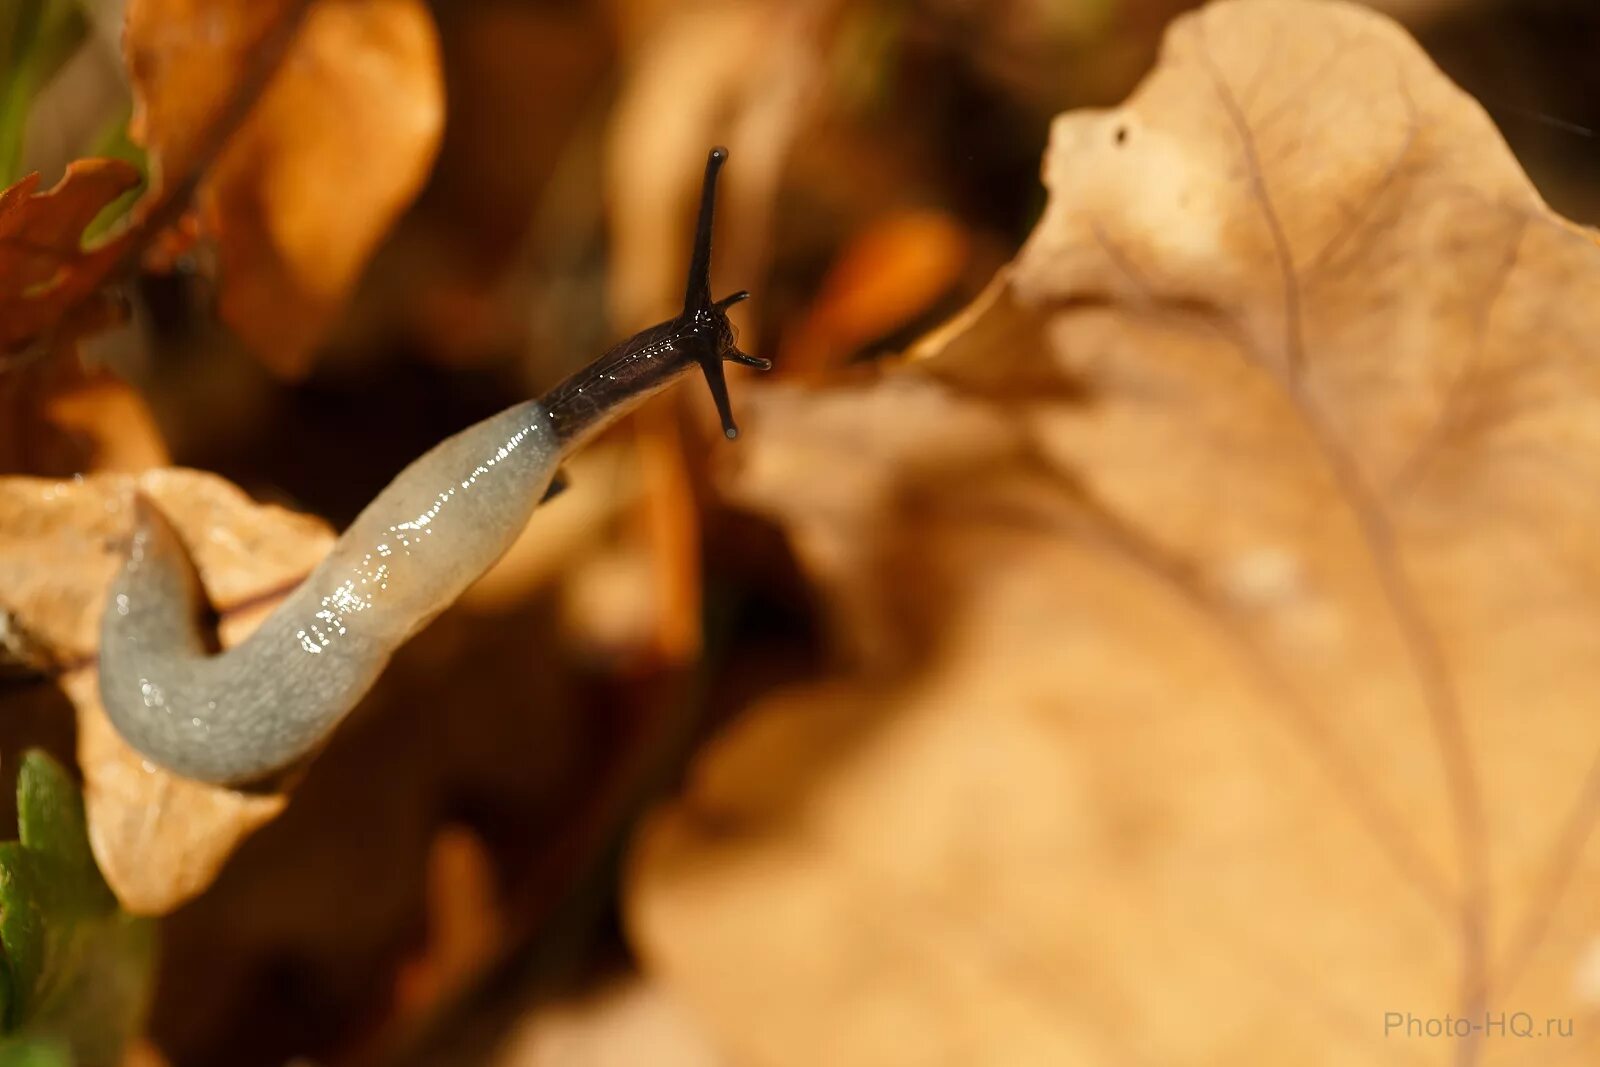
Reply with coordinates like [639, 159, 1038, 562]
[99, 146, 767, 786]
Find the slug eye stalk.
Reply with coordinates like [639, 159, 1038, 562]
[682, 146, 773, 437]
[543, 145, 771, 447]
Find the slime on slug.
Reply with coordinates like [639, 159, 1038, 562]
[99, 147, 768, 786]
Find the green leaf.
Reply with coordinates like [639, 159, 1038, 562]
[0, 1035, 72, 1067]
[81, 110, 147, 243]
[0, 0, 90, 186]
[0, 752, 154, 1067]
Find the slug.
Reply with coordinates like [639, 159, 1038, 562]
[99, 147, 768, 787]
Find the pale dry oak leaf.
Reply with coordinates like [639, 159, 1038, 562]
[627, 1, 1600, 1064]
[0, 469, 334, 914]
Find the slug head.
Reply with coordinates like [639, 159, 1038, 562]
[543, 146, 770, 448]
[677, 146, 771, 438]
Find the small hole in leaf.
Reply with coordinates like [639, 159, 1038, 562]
[1114, 125, 1129, 146]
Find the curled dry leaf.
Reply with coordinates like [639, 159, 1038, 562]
[125, 0, 445, 375]
[0, 158, 141, 354]
[0, 160, 161, 480]
[627, 1, 1600, 1064]
[0, 469, 334, 914]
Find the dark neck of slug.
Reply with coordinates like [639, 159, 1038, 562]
[541, 145, 770, 454]
[542, 311, 738, 452]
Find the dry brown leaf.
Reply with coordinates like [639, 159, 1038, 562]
[0, 468, 334, 913]
[780, 209, 971, 377]
[125, 0, 445, 375]
[606, 0, 821, 330]
[631, 408, 703, 663]
[0, 355, 169, 478]
[493, 974, 730, 1067]
[0, 158, 141, 353]
[1363, 0, 1486, 23]
[36, 365, 169, 474]
[627, 1, 1600, 1064]
[391, 824, 507, 1021]
[118, 1038, 171, 1067]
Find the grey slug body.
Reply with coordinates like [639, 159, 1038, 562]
[99, 147, 767, 786]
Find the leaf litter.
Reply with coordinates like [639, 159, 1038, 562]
[626, 2, 1600, 1064]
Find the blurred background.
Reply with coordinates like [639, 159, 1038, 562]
[0, 0, 1597, 1064]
